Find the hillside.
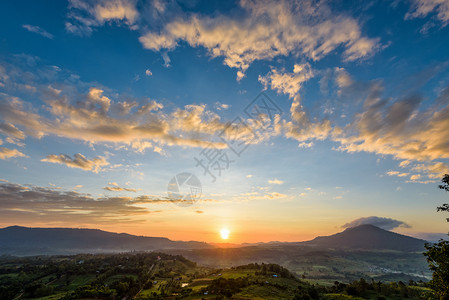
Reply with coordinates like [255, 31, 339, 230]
[0, 253, 433, 300]
[304, 224, 427, 251]
[0, 226, 210, 255]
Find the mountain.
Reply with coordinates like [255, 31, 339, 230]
[0, 224, 428, 256]
[303, 224, 426, 251]
[0, 226, 210, 256]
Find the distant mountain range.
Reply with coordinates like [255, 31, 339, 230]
[0, 226, 210, 255]
[0, 224, 428, 256]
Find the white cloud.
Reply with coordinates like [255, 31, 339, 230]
[410, 174, 422, 181]
[161, 52, 171, 67]
[0, 147, 26, 160]
[411, 162, 449, 179]
[139, 0, 380, 78]
[66, 0, 138, 35]
[22, 24, 54, 39]
[386, 170, 410, 177]
[0, 85, 233, 152]
[104, 182, 137, 192]
[215, 102, 230, 110]
[0, 57, 273, 158]
[334, 72, 449, 165]
[259, 63, 314, 98]
[95, 0, 138, 23]
[342, 216, 411, 230]
[298, 141, 314, 148]
[268, 178, 284, 185]
[0, 122, 26, 140]
[145, 69, 152, 76]
[0, 181, 175, 224]
[258, 63, 331, 144]
[406, 0, 449, 26]
[41, 153, 109, 173]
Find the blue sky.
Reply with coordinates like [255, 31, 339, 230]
[1, 0, 449, 243]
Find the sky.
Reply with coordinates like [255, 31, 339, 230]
[1, 0, 449, 243]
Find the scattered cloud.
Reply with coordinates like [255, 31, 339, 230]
[65, 0, 139, 35]
[0, 180, 221, 224]
[410, 174, 422, 181]
[342, 216, 411, 231]
[139, 0, 380, 78]
[268, 179, 284, 185]
[399, 160, 411, 168]
[41, 153, 109, 173]
[161, 52, 171, 67]
[260, 63, 331, 145]
[284, 95, 332, 143]
[411, 162, 449, 179]
[241, 191, 288, 201]
[386, 170, 410, 177]
[406, 0, 449, 27]
[22, 24, 54, 39]
[333, 71, 449, 178]
[0, 181, 157, 224]
[0, 122, 26, 140]
[0, 65, 240, 153]
[259, 63, 314, 98]
[104, 182, 137, 192]
[215, 102, 230, 111]
[0, 147, 26, 160]
[298, 141, 314, 148]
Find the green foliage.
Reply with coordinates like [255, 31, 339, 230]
[438, 174, 449, 193]
[0, 253, 435, 299]
[424, 240, 449, 299]
[423, 174, 449, 299]
[205, 277, 249, 297]
[326, 278, 431, 299]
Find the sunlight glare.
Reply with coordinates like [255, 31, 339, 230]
[220, 228, 230, 240]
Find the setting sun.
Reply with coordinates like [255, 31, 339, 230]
[220, 228, 230, 240]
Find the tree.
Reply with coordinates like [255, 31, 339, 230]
[438, 174, 449, 222]
[423, 174, 449, 299]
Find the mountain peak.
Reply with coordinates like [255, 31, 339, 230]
[306, 224, 426, 251]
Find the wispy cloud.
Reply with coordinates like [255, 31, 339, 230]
[22, 24, 54, 39]
[332, 69, 449, 181]
[268, 179, 284, 185]
[342, 216, 411, 231]
[0, 147, 26, 160]
[0, 122, 26, 140]
[386, 170, 410, 177]
[65, 0, 139, 36]
[41, 153, 109, 173]
[0, 181, 156, 224]
[104, 182, 137, 192]
[406, 0, 449, 27]
[0, 180, 219, 225]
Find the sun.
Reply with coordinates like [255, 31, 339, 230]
[220, 228, 230, 240]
